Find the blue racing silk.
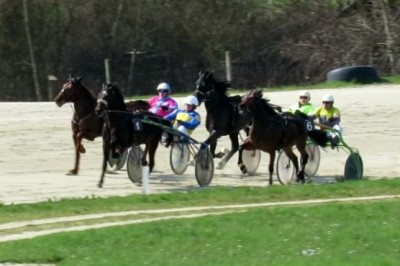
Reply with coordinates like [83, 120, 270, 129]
[164, 109, 201, 135]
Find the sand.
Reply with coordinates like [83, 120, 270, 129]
[1, 84, 399, 204]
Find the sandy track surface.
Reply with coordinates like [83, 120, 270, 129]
[1, 85, 399, 205]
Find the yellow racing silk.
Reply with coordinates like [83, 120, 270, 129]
[313, 106, 341, 127]
[176, 112, 191, 122]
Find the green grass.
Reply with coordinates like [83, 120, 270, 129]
[0, 179, 399, 265]
[0, 198, 399, 265]
[1, 178, 400, 223]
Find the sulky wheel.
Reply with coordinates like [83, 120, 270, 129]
[170, 143, 190, 175]
[195, 148, 214, 187]
[115, 148, 128, 170]
[242, 149, 261, 175]
[344, 152, 363, 180]
[127, 146, 144, 184]
[108, 150, 117, 168]
[304, 143, 321, 177]
[276, 150, 295, 185]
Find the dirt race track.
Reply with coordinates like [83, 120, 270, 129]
[1, 85, 399, 205]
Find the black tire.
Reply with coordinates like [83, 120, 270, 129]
[195, 149, 214, 187]
[115, 149, 128, 170]
[127, 146, 144, 184]
[242, 149, 261, 175]
[326, 65, 380, 84]
[344, 153, 363, 180]
[108, 150, 117, 168]
[304, 143, 321, 177]
[276, 150, 295, 185]
[170, 143, 190, 175]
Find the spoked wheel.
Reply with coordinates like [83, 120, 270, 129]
[304, 143, 321, 177]
[170, 143, 190, 175]
[115, 149, 128, 170]
[344, 152, 363, 180]
[127, 146, 144, 184]
[195, 149, 214, 187]
[276, 150, 295, 185]
[242, 149, 261, 175]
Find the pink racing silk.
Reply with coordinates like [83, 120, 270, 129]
[148, 96, 178, 117]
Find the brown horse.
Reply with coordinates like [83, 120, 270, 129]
[54, 77, 150, 176]
[54, 77, 104, 175]
[237, 90, 327, 185]
[95, 84, 172, 188]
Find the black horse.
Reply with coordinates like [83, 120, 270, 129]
[95, 84, 172, 188]
[193, 70, 252, 169]
[237, 90, 328, 185]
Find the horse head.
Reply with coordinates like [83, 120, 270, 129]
[95, 83, 126, 116]
[54, 76, 84, 107]
[240, 90, 280, 116]
[239, 90, 263, 113]
[194, 70, 230, 105]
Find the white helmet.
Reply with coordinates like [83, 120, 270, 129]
[184, 95, 199, 106]
[156, 82, 171, 91]
[299, 90, 310, 99]
[322, 94, 334, 102]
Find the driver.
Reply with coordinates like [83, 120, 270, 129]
[148, 82, 178, 117]
[288, 90, 315, 115]
[309, 94, 343, 148]
[164, 95, 201, 136]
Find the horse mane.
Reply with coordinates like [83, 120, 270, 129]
[203, 71, 230, 95]
[107, 84, 126, 110]
[249, 90, 278, 115]
[70, 77, 96, 100]
[213, 79, 230, 96]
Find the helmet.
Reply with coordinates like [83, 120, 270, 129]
[156, 82, 171, 91]
[299, 90, 311, 99]
[322, 94, 334, 102]
[184, 95, 199, 106]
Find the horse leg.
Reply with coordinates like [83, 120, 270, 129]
[282, 146, 302, 183]
[147, 141, 159, 173]
[237, 139, 254, 174]
[205, 130, 223, 158]
[217, 133, 239, 169]
[296, 145, 309, 184]
[268, 151, 276, 185]
[68, 132, 82, 175]
[98, 137, 109, 188]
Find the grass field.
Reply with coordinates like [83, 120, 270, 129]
[0, 178, 399, 265]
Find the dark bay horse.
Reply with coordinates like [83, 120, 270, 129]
[194, 71, 252, 169]
[237, 90, 327, 185]
[54, 77, 150, 176]
[54, 77, 104, 175]
[95, 84, 172, 188]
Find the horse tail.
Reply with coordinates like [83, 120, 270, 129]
[308, 129, 329, 147]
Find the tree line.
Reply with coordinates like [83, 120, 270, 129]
[1, 0, 399, 101]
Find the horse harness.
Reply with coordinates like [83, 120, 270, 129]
[70, 103, 96, 129]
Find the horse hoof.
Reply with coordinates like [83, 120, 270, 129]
[239, 164, 247, 174]
[97, 183, 103, 188]
[214, 152, 225, 158]
[78, 145, 86, 154]
[106, 169, 117, 174]
[66, 169, 78, 175]
[216, 162, 225, 170]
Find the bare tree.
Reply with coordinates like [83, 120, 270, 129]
[22, 0, 41, 101]
[378, 0, 395, 74]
